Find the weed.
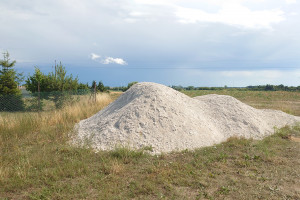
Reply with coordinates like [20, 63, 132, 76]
[109, 147, 148, 163]
[218, 186, 230, 195]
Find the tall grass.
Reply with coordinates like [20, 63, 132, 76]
[0, 93, 114, 150]
[0, 93, 114, 193]
[0, 93, 113, 133]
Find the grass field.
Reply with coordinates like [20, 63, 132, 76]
[0, 90, 299, 199]
[182, 90, 300, 116]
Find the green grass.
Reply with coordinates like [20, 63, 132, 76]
[0, 90, 300, 199]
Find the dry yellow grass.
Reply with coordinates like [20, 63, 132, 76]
[0, 93, 114, 163]
[0, 93, 113, 131]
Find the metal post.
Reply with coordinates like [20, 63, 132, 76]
[94, 82, 96, 102]
[55, 60, 57, 79]
[38, 81, 41, 112]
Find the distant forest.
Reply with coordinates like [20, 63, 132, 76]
[167, 84, 300, 92]
[109, 84, 300, 92]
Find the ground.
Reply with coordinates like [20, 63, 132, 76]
[0, 90, 299, 199]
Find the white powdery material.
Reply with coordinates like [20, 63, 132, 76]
[71, 82, 300, 154]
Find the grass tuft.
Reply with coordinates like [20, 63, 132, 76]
[109, 147, 149, 163]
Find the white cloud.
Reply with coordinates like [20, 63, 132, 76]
[286, 0, 297, 4]
[126, 1, 286, 29]
[1, 0, 300, 87]
[90, 53, 100, 60]
[90, 53, 127, 65]
[102, 57, 127, 65]
[175, 4, 285, 29]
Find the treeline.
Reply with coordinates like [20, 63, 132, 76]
[25, 63, 113, 109]
[26, 64, 111, 94]
[170, 84, 300, 92]
[0, 52, 112, 111]
[171, 85, 227, 91]
[109, 82, 138, 92]
[246, 84, 300, 91]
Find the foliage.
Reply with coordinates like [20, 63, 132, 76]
[91, 80, 109, 93]
[127, 81, 138, 88]
[119, 81, 138, 92]
[110, 86, 127, 91]
[26, 63, 82, 109]
[0, 52, 24, 95]
[170, 84, 300, 92]
[26, 64, 79, 93]
[78, 83, 89, 90]
[97, 81, 106, 92]
[0, 52, 24, 111]
[247, 84, 300, 91]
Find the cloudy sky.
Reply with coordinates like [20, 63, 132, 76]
[1, 0, 300, 86]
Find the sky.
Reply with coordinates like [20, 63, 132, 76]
[1, 0, 300, 87]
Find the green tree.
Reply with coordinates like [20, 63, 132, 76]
[97, 81, 106, 92]
[123, 81, 138, 91]
[78, 83, 89, 90]
[265, 84, 274, 91]
[186, 86, 194, 90]
[0, 52, 24, 111]
[26, 63, 81, 109]
[27, 63, 79, 92]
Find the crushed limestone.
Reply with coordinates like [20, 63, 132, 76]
[71, 82, 300, 154]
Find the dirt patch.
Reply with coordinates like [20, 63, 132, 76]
[289, 136, 300, 142]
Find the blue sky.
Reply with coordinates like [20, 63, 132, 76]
[1, 0, 300, 86]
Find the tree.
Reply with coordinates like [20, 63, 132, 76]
[123, 81, 138, 91]
[25, 67, 47, 93]
[186, 86, 194, 90]
[0, 52, 24, 111]
[0, 52, 23, 95]
[27, 63, 80, 92]
[26, 63, 81, 109]
[97, 81, 106, 92]
[78, 83, 89, 90]
[265, 84, 274, 91]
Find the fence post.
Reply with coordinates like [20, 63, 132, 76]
[38, 81, 41, 112]
[94, 82, 96, 102]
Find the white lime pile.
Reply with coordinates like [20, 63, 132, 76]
[71, 82, 299, 154]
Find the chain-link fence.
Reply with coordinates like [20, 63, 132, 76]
[0, 89, 96, 112]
